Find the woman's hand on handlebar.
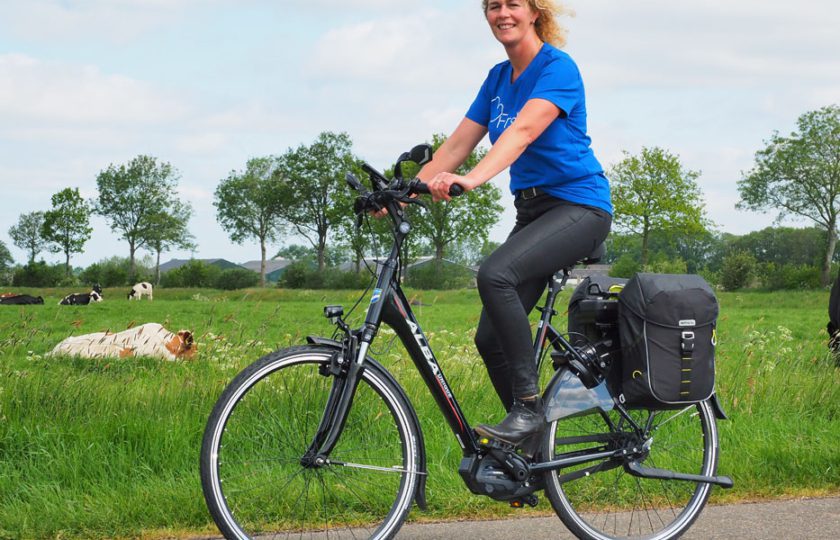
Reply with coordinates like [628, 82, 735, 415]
[427, 172, 478, 202]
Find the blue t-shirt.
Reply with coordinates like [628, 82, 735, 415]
[466, 43, 612, 214]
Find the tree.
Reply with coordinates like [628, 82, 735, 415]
[609, 147, 709, 267]
[9, 211, 47, 263]
[41, 187, 93, 275]
[93, 155, 185, 282]
[401, 134, 504, 262]
[214, 156, 286, 286]
[0, 239, 13, 270]
[727, 226, 826, 267]
[143, 203, 196, 284]
[0, 239, 13, 285]
[275, 243, 345, 267]
[737, 104, 840, 286]
[275, 132, 358, 271]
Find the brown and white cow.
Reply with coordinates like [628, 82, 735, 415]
[127, 282, 153, 301]
[50, 323, 196, 361]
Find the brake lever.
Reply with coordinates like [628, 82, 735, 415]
[402, 196, 428, 210]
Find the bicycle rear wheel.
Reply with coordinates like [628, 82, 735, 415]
[200, 345, 420, 539]
[543, 401, 719, 540]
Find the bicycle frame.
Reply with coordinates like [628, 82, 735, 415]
[303, 172, 732, 490]
[307, 200, 578, 460]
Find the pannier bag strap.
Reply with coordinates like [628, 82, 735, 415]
[680, 331, 695, 397]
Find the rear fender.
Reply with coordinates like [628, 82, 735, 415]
[305, 335, 429, 510]
[709, 392, 728, 420]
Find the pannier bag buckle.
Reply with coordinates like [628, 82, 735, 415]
[681, 331, 695, 351]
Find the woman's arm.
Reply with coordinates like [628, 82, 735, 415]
[428, 98, 560, 201]
[416, 117, 488, 181]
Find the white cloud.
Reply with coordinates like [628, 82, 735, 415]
[0, 54, 187, 132]
[0, 0, 227, 44]
[308, 6, 495, 89]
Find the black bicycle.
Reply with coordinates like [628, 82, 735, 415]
[200, 144, 732, 540]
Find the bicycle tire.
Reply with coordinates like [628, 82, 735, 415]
[543, 400, 719, 540]
[200, 345, 421, 539]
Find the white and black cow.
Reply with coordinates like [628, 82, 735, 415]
[127, 282, 153, 301]
[0, 294, 45, 305]
[59, 290, 103, 305]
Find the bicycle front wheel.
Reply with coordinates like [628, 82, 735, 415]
[200, 345, 421, 539]
[543, 401, 719, 540]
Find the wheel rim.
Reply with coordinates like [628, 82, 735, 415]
[546, 402, 716, 540]
[205, 352, 417, 539]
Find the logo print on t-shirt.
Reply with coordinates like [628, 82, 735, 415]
[491, 97, 516, 130]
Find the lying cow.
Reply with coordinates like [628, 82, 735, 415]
[0, 294, 45, 305]
[59, 291, 102, 305]
[127, 282, 153, 301]
[50, 323, 196, 361]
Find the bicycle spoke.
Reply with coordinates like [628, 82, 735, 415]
[543, 402, 717, 539]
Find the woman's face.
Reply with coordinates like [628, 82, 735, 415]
[485, 0, 539, 47]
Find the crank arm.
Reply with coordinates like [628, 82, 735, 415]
[625, 460, 734, 488]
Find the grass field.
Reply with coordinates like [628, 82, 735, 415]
[1, 286, 838, 538]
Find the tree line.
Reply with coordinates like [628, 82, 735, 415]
[1, 104, 837, 290]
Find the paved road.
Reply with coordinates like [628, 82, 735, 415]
[195, 497, 839, 539]
[394, 497, 840, 539]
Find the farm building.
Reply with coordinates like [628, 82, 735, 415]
[240, 259, 292, 282]
[158, 258, 246, 273]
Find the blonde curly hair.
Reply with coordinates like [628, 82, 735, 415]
[481, 0, 574, 48]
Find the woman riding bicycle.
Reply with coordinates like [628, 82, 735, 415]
[421, 0, 612, 446]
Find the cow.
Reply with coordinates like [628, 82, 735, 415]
[127, 282, 153, 301]
[50, 323, 196, 361]
[59, 291, 103, 305]
[0, 294, 45, 305]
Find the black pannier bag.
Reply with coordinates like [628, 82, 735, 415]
[568, 274, 627, 346]
[618, 273, 718, 409]
[566, 275, 627, 386]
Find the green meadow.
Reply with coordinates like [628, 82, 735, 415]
[1, 286, 838, 538]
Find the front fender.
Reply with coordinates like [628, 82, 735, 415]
[305, 335, 429, 510]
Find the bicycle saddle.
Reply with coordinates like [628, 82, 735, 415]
[578, 242, 605, 265]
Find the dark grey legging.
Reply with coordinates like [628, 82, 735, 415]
[474, 194, 611, 410]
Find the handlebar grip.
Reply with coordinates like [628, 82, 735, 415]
[413, 181, 465, 197]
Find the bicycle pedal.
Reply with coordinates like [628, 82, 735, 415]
[510, 494, 539, 508]
[477, 436, 516, 452]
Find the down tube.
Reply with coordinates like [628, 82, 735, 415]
[381, 288, 479, 454]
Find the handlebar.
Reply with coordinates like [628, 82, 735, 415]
[410, 181, 465, 198]
[412, 182, 465, 197]
[347, 146, 465, 223]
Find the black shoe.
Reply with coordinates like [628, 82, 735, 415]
[475, 397, 545, 446]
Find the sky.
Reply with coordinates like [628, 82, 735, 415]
[1, 0, 838, 268]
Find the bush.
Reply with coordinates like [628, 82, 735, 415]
[696, 267, 720, 288]
[278, 262, 372, 289]
[11, 261, 66, 287]
[645, 255, 688, 275]
[215, 268, 259, 290]
[160, 260, 222, 288]
[720, 251, 757, 290]
[80, 257, 152, 287]
[278, 261, 314, 289]
[609, 253, 640, 279]
[404, 261, 475, 289]
[759, 263, 822, 290]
